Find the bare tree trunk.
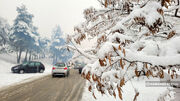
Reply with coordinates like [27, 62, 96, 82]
[32, 55, 34, 60]
[16, 51, 19, 63]
[39, 54, 42, 59]
[35, 54, 37, 59]
[29, 51, 32, 61]
[17, 49, 22, 63]
[56, 55, 57, 63]
[24, 49, 28, 62]
[38, 54, 40, 59]
[175, 0, 180, 17]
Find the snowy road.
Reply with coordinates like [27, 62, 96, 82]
[0, 69, 85, 101]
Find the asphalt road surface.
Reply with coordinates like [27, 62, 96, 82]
[0, 69, 85, 101]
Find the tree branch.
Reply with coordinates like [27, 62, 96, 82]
[69, 40, 97, 60]
[175, 0, 180, 17]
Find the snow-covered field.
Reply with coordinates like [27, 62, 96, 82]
[0, 53, 53, 90]
[81, 77, 175, 101]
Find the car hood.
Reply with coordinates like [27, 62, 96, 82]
[12, 65, 21, 69]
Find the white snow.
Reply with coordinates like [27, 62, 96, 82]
[81, 77, 175, 101]
[109, 32, 133, 43]
[0, 53, 53, 90]
[70, 1, 180, 101]
[112, 1, 163, 33]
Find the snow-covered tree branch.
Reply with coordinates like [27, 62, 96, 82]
[69, 0, 180, 100]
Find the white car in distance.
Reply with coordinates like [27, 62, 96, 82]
[52, 63, 70, 77]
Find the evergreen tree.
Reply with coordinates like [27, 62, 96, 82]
[10, 5, 38, 63]
[38, 37, 51, 59]
[0, 17, 10, 46]
[26, 26, 39, 61]
[50, 25, 72, 64]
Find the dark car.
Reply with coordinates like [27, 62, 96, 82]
[74, 62, 86, 74]
[11, 61, 45, 74]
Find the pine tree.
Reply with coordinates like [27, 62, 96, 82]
[38, 37, 51, 59]
[50, 25, 72, 64]
[0, 17, 10, 46]
[10, 5, 38, 63]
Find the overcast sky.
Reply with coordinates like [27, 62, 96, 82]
[0, 0, 99, 38]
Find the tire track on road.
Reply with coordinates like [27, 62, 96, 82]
[0, 69, 85, 101]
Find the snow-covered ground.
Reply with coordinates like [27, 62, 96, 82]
[0, 53, 53, 90]
[81, 77, 175, 101]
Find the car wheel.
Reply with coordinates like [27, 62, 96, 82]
[79, 70, 81, 74]
[52, 74, 55, 78]
[39, 69, 44, 73]
[19, 70, 24, 74]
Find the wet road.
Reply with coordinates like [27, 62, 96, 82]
[0, 69, 85, 101]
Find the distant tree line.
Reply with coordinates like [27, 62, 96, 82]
[0, 5, 72, 63]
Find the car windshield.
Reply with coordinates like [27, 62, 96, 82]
[77, 63, 81, 66]
[22, 62, 29, 66]
[76, 63, 85, 67]
[55, 63, 65, 67]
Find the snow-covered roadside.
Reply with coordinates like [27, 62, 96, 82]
[0, 53, 53, 90]
[81, 77, 175, 101]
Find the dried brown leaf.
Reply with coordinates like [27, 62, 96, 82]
[159, 70, 164, 78]
[81, 72, 85, 78]
[117, 87, 122, 100]
[146, 70, 150, 78]
[165, 0, 171, 4]
[115, 74, 119, 79]
[171, 74, 174, 79]
[120, 78, 125, 87]
[118, 45, 121, 51]
[86, 71, 91, 81]
[123, 49, 126, 57]
[120, 59, 124, 69]
[99, 59, 105, 66]
[164, 2, 168, 8]
[133, 92, 139, 101]
[176, 74, 178, 79]
[157, 9, 164, 15]
[108, 55, 112, 66]
[168, 69, 170, 74]
[135, 68, 140, 77]
[88, 86, 92, 92]
[92, 74, 98, 81]
[113, 46, 117, 52]
[113, 91, 116, 98]
[105, 0, 108, 8]
[145, 63, 148, 69]
[137, 47, 144, 51]
[168, 31, 176, 39]
[93, 92, 97, 99]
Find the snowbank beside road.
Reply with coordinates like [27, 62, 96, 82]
[0, 53, 53, 90]
[0, 53, 17, 64]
